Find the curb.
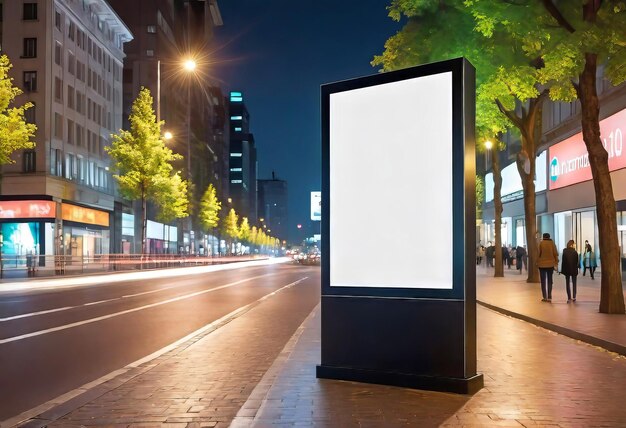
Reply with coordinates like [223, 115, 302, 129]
[477, 300, 626, 357]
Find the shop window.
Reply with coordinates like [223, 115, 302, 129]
[23, 150, 36, 172]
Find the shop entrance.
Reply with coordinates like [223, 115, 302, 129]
[574, 210, 598, 262]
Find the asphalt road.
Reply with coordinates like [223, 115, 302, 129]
[0, 261, 318, 421]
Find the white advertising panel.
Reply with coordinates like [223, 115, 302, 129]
[329, 72, 453, 289]
[311, 191, 321, 221]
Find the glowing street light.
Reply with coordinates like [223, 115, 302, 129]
[484, 140, 493, 150]
[163, 131, 173, 141]
[184, 59, 197, 72]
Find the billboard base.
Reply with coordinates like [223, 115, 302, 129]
[316, 365, 484, 395]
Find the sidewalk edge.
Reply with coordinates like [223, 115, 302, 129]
[477, 300, 626, 357]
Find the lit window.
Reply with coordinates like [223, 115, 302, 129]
[231, 180, 243, 184]
[230, 115, 242, 120]
[230, 92, 243, 102]
[230, 167, 242, 172]
[234, 127, 242, 132]
[147, 25, 156, 33]
[230, 153, 242, 157]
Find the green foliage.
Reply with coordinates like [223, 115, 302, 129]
[239, 217, 251, 242]
[199, 183, 221, 231]
[250, 226, 258, 247]
[222, 208, 239, 240]
[106, 87, 188, 219]
[475, 174, 485, 209]
[0, 55, 36, 166]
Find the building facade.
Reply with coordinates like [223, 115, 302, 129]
[0, 0, 132, 262]
[228, 91, 257, 224]
[257, 173, 288, 243]
[107, 0, 227, 254]
[481, 74, 626, 269]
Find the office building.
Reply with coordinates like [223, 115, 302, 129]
[0, 0, 132, 260]
[258, 172, 288, 242]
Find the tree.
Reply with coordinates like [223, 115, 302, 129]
[250, 226, 258, 254]
[467, 1, 626, 313]
[239, 217, 251, 245]
[221, 208, 239, 255]
[0, 55, 37, 190]
[106, 87, 188, 254]
[199, 183, 222, 254]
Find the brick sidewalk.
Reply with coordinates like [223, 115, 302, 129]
[9, 268, 626, 427]
[476, 266, 626, 355]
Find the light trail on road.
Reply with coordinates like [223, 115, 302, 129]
[0, 273, 283, 344]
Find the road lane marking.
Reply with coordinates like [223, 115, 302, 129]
[0, 273, 281, 343]
[0, 276, 310, 428]
[0, 306, 74, 322]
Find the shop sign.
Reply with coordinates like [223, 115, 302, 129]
[549, 108, 626, 190]
[311, 191, 321, 221]
[0, 200, 56, 219]
[62, 203, 109, 226]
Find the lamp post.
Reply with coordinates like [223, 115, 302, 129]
[183, 59, 196, 182]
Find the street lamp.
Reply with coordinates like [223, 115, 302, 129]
[183, 58, 197, 181]
[163, 131, 173, 141]
[484, 140, 493, 166]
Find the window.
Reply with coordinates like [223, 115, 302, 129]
[54, 42, 61, 65]
[77, 156, 85, 183]
[23, 150, 36, 173]
[23, 3, 37, 20]
[54, 77, 62, 101]
[24, 103, 36, 124]
[67, 119, 74, 144]
[234, 127, 242, 132]
[51, 148, 62, 176]
[77, 29, 84, 49]
[54, 113, 62, 138]
[146, 50, 154, 57]
[76, 124, 83, 147]
[68, 20, 75, 41]
[147, 25, 156, 33]
[230, 116, 243, 120]
[23, 38, 37, 58]
[55, 10, 61, 30]
[65, 153, 76, 180]
[230, 167, 242, 172]
[231, 180, 243, 184]
[230, 152, 242, 157]
[67, 86, 74, 109]
[68, 52, 75, 75]
[76, 92, 83, 113]
[23, 71, 37, 92]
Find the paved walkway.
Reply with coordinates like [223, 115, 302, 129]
[6, 268, 626, 427]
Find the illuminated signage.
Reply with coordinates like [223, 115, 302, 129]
[549, 108, 626, 190]
[0, 200, 56, 219]
[485, 151, 547, 202]
[62, 204, 109, 227]
[329, 70, 453, 289]
[311, 191, 321, 221]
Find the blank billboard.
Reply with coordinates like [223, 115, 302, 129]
[329, 71, 453, 289]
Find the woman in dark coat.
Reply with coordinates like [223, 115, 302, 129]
[561, 240, 579, 303]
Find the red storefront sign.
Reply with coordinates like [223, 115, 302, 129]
[61, 203, 109, 227]
[0, 200, 56, 219]
[549, 108, 626, 190]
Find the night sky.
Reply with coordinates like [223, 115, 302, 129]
[212, 1, 402, 243]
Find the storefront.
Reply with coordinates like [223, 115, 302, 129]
[483, 151, 548, 248]
[60, 203, 110, 257]
[0, 200, 56, 264]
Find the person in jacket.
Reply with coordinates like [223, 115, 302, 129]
[582, 242, 597, 279]
[537, 233, 559, 302]
[516, 245, 526, 274]
[561, 240, 579, 303]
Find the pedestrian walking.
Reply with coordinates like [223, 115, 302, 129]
[561, 240, 579, 303]
[502, 245, 511, 269]
[476, 242, 485, 265]
[486, 242, 495, 267]
[516, 245, 526, 274]
[537, 233, 559, 302]
[582, 242, 597, 279]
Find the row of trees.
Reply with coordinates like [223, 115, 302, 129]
[374, 0, 626, 313]
[106, 87, 281, 256]
[199, 184, 281, 255]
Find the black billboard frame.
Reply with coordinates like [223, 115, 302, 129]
[317, 57, 483, 394]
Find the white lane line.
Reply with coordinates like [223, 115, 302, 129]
[0, 275, 310, 428]
[1, 284, 182, 322]
[0, 306, 74, 322]
[0, 273, 276, 344]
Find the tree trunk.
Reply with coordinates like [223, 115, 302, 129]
[493, 149, 504, 277]
[141, 186, 147, 256]
[578, 52, 625, 314]
[518, 155, 540, 283]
